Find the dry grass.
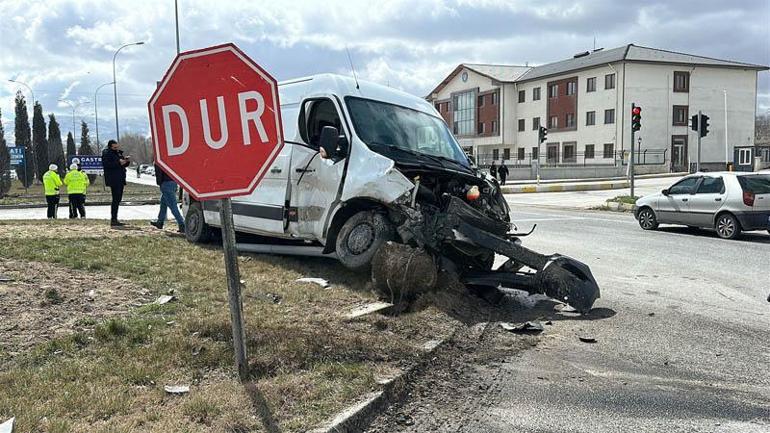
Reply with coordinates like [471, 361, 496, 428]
[0, 219, 460, 432]
[0, 177, 158, 206]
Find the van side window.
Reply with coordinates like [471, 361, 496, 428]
[300, 99, 343, 149]
[696, 177, 724, 194]
[668, 177, 699, 195]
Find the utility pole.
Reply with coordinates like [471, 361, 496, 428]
[94, 81, 114, 152]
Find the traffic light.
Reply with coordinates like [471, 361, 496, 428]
[699, 114, 710, 137]
[538, 126, 548, 143]
[691, 114, 699, 132]
[631, 104, 641, 131]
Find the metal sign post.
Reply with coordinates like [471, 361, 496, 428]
[220, 198, 248, 379]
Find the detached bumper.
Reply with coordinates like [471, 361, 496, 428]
[734, 211, 770, 231]
[632, 205, 640, 219]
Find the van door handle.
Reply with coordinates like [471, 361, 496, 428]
[714, 197, 722, 202]
[295, 168, 315, 173]
[270, 167, 282, 174]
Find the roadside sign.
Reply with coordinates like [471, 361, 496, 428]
[148, 43, 283, 381]
[9, 147, 24, 167]
[148, 43, 283, 200]
[68, 155, 104, 174]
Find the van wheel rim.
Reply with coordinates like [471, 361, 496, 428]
[640, 211, 654, 229]
[717, 217, 734, 237]
[347, 224, 375, 255]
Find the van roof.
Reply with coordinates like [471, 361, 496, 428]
[278, 73, 438, 117]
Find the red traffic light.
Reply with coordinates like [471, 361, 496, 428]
[632, 107, 641, 115]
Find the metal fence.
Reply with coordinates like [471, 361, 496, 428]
[475, 148, 668, 168]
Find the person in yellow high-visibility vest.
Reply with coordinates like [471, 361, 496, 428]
[43, 164, 63, 219]
[64, 163, 90, 218]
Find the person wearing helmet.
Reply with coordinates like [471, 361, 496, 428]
[64, 163, 90, 218]
[43, 164, 63, 219]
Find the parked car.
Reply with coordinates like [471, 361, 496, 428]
[634, 172, 770, 239]
[145, 166, 155, 176]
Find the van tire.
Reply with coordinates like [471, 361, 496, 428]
[185, 201, 212, 244]
[335, 210, 394, 272]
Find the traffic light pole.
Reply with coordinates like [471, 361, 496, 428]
[697, 109, 702, 172]
[630, 103, 636, 198]
[536, 139, 541, 185]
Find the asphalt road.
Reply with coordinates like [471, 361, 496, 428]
[369, 205, 770, 432]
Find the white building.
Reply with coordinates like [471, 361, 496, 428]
[427, 44, 768, 178]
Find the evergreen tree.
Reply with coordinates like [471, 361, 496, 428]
[78, 121, 96, 182]
[66, 132, 76, 157]
[32, 102, 48, 181]
[47, 114, 66, 177]
[13, 91, 34, 187]
[0, 109, 11, 197]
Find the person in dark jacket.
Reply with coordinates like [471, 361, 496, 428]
[149, 164, 185, 233]
[101, 139, 130, 227]
[498, 163, 509, 185]
[489, 161, 498, 180]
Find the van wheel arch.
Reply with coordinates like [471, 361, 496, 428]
[185, 200, 213, 243]
[323, 199, 394, 255]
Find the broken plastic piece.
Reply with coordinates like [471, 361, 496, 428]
[0, 417, 14, 433]
[296, 277, 330, 288]
[578, 336, 597, 343]
[154, 295, 175, 305]
[0, 276, 14, 283]
[164, 385, 190, 394]
[500, 321, 544, 334]
[346, 302, 394, 320]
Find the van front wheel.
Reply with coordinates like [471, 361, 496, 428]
[335, 211, 394, 272]
[185, 201, 212, 244]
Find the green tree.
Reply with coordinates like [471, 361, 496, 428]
[66, 132, 76, 157]
[0, 109, 11, 197]
[13, 91, 34, 187]
[47, 114, 66, 177]
[32, 101, 48, 181]
[78, 121, 96, 182]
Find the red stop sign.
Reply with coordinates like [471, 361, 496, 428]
[148, 43, 283, 200]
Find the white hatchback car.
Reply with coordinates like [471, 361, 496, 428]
[634, 172, 770, 239]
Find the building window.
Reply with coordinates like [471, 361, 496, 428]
[587, 77, 596, 92]
[604, 109, 615, 124]
[563, 142, 576, 162]
[452, 90, 476, 136]
[518, 148, 525, 160]
[503, 148, 510, 160]
[492, 148, 499, 161]
[566, 81, 577, 96]
[605, 73, 615, 90]
[478, 95, 485, 107]
[549, 84, 558, 98]
[478, 122, 485, 135]
[518, 90, 525, 103]
[518, 119, 525, 131]
[549, 116, 558, 128]
[674, 71, 690, 92]
[603, 143, 614, 158]
[738, 148, 752, 165]
[673, 105, 689, 126]
[492, 92, 498, 105]
[491, 120, 498, 133]
[566, 113, 575, 128]
[533, 87, 541, 101]
[546, 143, 559, 163]
[532, 147, 539, 159]
[586, 111, 596, 126]
[532, 117, 540, 130]
[434, 103, 441, 111]
[585, 144, 595, 159]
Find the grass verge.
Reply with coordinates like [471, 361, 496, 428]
[0, 219, 458, 432]
[0, 177, 158, 206]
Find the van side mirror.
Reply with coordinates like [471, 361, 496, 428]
[319, 126, 347, 160]
[662, 188, 669, 196]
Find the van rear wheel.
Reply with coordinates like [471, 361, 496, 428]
[185, 201, 212, 243]
[335, 210, 394, 272]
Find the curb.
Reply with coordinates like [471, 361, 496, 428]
[502, 180, 629, 194]
[0, 200, 160, 210]
[309, 325, 477, 433]
[600, 201, 635, 212]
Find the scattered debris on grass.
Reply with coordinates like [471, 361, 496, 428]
[346, 301, 394, 320]
[154, 294, 176, 305]
[500, 321, 544, 334]
[296, 277, 330, 288]
[578, 336, 597, 343]
[164, 384, 191, 395]
[0, 417, 14, 433]
[0, 276, 14, 283]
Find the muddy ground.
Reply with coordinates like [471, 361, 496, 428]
[0, 258, 152, 356]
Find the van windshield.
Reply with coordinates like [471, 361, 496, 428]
[345, 97, 470, 168]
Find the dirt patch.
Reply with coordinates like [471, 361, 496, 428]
[0, 258, 152, 355]
[0, 220, 162, 239]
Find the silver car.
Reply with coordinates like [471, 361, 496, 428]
[634, 172, 770, 239]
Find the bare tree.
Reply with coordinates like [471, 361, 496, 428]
[119, 132, 153, 164]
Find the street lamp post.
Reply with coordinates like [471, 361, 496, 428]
[59, 99, 91, 152]
[94, 81, 115, 152]
[112, 41, 145, 141]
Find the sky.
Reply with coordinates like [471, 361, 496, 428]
[1, 0, 768, 146]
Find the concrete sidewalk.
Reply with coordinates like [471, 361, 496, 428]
[501, 172, 686, 194]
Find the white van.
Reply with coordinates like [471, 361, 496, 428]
[182, 74, 600, 313]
